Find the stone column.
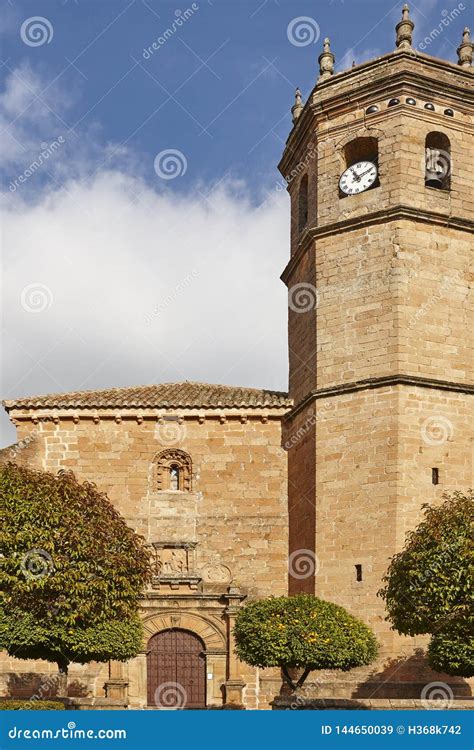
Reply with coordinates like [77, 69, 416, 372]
[131, 652, 148, 708]
[103, 660, 129, 702]
[224, 586, 246, 706]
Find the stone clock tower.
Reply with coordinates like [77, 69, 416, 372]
[280, 8, 473, 696]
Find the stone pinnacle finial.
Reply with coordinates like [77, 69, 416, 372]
[396, 3, 414, 49]
[318, 37, 335, 82]
[291, 87, 304, 123]
[457, 27, 473, 68]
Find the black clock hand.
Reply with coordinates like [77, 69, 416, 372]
[351, 168, 362, 182]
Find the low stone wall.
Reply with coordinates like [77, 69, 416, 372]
[65, 698, 128, 710]
[260, 674, 472, 708]
[272, 697, 474, 710]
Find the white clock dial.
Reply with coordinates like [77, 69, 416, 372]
[339, 161, 378, 196]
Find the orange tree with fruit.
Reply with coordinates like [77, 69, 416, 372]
[233, 593, 378, 690]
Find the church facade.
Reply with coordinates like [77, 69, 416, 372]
[1, 7, 473, 709]
[1, 383, 290, 708]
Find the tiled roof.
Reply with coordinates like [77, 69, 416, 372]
[3, 382, 292, 411]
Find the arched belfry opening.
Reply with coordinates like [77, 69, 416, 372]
[425, 132, 451, 190]
[339, 136, 380, 197]
[344, 137, 379, 168]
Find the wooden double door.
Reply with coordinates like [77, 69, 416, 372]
[147, 628, 206, 708]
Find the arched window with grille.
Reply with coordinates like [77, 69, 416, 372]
[425, 132, 451, 190]
[154, 449, 192, 492]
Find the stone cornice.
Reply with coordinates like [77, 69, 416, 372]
[6, 407, 289, 425]
[280, 51, 473, 175]
[285, 375, 474, 422]
[281, 102, 473, 182]
[281, 206, 474, 284]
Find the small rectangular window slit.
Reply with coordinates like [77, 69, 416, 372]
[355, 564, 362, 582]
[432, 468, 439, 485]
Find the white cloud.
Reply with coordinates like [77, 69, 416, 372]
[0, 62, 74, 170]
[1, 67, 290, 447]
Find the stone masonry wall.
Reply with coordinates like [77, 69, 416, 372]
[304, 384, 471, 696]
[313, 221, 471, 389]
[1, 409, 289, 707]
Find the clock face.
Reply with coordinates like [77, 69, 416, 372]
[339, 161, 378, 195]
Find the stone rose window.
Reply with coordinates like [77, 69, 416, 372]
[154, 449, 192, 492]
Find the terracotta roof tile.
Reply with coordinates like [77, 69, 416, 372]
[3, 381, 291, 411]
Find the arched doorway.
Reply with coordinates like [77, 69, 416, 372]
[147, 629, 206, 708]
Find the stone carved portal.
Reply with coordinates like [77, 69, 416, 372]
[147, 629, 206, 709]
[140, 611, 229, 708]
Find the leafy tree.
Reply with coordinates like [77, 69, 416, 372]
[0, 463, 150, 695]
[233, 593, 378, 689]
[379, 490, 473, 677]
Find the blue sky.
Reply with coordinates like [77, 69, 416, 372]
[0, 0, 468, 446]
[1, 0, 462, 196]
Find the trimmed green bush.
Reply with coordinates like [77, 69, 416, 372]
[234, 593, 378, 688]
[379, 490, 473, 677]
[428, 626, 474, 678]
[0, 700, 65, 710]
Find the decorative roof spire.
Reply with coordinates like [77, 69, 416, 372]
[291, 87, 304, 123]
[318, 38, 335, 82]
[395, 4, 414, 49]
[457, 27, 473, 68]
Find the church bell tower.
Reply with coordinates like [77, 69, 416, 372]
[280, 7, 473, 695]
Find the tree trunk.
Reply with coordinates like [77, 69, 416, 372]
[281, 666, 313, 691]
[281, 666, 297, 690]
[56, 659, 69, 698]
[295, 666, 312, 689]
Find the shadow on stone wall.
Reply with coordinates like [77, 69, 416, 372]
[4, 673, 90, 699]
[265, 651, 472, 706]
[352, 649, 472, 699]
